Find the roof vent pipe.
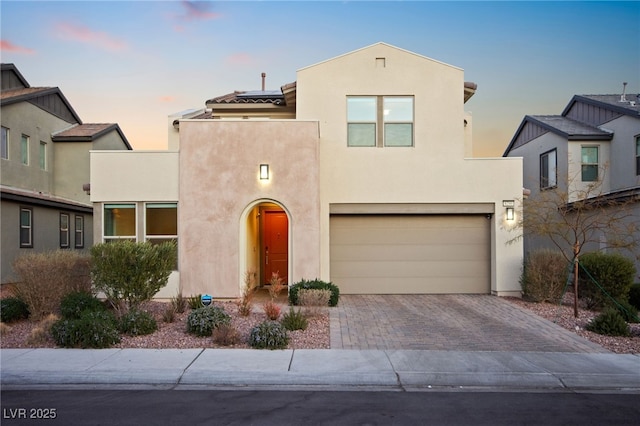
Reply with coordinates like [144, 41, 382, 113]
[261, 72, 266, 91]
[620, 82, 627, 102]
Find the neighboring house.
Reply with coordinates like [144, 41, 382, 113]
[90, 42, 523, 299]
[1, 63, 132, 284]
[503, 90, 640, 274]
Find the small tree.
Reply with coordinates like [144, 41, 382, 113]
[511, 167, 639, 317]
[91, 240, 177, 316]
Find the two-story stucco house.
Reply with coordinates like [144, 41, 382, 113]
[1, 64, 132, 284]
[90, 43, 523, 299]
[503, 90, 640, 274]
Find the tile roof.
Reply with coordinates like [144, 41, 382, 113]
[206, 90, 286, 105]
[580, 94, 640, 114]
[0, 86, 55, 102]
[528, 115, 613, 139]
[53, 123, 115, 138]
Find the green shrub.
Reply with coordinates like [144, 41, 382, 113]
[578, 252, 636, 309]
[0, 297, 30, 323]
[629, 283, 640, 310]
[51, 310, 120, 348]
[12, 250, 91, 319]
[585, 308, 630, 337]
[187, 294, 203, 310]
[613, 300, 640, 323]
[248, 321, 289, 349]
[171, 292, 188, 314]
[281, 307, 308, 331]
[520, 250, 569, 303]
[118, 309, 158, 336]
[91, 240, 177, 315]
[289, 279, 340, 307]
[186, 305, 231, 337]
[60, 291, 105, 319]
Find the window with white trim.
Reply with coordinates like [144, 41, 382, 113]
[21, 134, 29, 165]
[20, 207, 33, 248]
[75, 215, 84, 248]
[581, 146, 599, 182]
[39, 141, 47, 170]
[540, 149, 557, 189]
[347, 96, 414, 147]
[145, 203, 178, 269]
[60, 213, 70, 248]
[1, 127, 8, 160]
[104, 203, 136, 242]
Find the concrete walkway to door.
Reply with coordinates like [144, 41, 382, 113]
[330, 295, 609, 353]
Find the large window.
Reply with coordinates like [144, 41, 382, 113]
[75, 215, 84, 248]
[60, 213, 70, 248]
[540, 149, 557, 189]
[145, 203, 178, 269]
[104, 203, 136, 241]
[347, 96, 414, 147]
[1, 127, 8, 159]
[39, 141, 47, 170]
[581, 146, 599, 182]
[21, 134, 29, 165]
[20, 207, 33, 248]
[636, 136, 640, 176]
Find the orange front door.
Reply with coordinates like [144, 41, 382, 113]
[262, 210, 288, 285]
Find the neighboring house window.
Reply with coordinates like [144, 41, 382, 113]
[540, 149, 557, 189]
[39, 141, 47, 170]
[75, 215, 84, 248]
[104, 203, 136, 242]
[636, 135, 640, 176]
[1, 126, 8, 159]
[60, 213, 70, 248]
[581, 146, 599, 182]
[21, 134, 29, 165]
[20, 207, 33, 248]
[347, 96, 414, 147]
[145, 203, 178, 269]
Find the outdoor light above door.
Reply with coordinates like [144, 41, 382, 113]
[260, 164, 269, 180]
[503, 200, 515, 221]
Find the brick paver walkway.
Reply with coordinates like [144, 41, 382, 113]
[330, 294, 609, 352]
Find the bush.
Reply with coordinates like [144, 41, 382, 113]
[171, 292, 187, 314]
[213, 324, 241, 346]
[520, 250, 569, 303]
[163, 305, 176, 323]
[51, 310, 120, 348]
[585, 308, 630, 337]
[248, 321, 289, 349]
[289, 279, 340, 307]
[118, 309, 158, 336]
[60, 291, 105, 319]
[12, 250, 91, 320]
[186, 305, 231, 337]
[0, 297, 30, 323]
[263, 300, 281, 320]
[629, 283, 640, 310]
[91, 240, 177, 315]
[26, 314, 59, 346]
[613, 300, 640, 323]
[187, 294, 203, 310]
[578, 252, 636, 309]
[281, 307, 308, 331]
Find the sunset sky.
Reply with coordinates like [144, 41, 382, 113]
[1, 1, 638, 156]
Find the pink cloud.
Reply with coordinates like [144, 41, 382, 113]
[55, 22, 128, 52]
[0, 40, 36, 55]
[226, 53, 254, 66]
[158, 95, 176, 103]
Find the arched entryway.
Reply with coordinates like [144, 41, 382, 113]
[239, 200, 291, 292]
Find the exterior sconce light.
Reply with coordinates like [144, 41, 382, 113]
[503, 200, 515, 221]
[259, 164, 269, 180]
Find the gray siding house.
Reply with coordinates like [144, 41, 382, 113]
[1, 64, 132, 284]
[504, 90, 640, 275]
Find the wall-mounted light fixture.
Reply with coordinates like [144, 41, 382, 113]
[259, 164, 269, 180]
[503, 200, 515, 221]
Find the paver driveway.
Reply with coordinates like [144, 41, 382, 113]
[329, 294, 608, 352]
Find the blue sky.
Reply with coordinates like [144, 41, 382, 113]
[1, 1, 638, 155]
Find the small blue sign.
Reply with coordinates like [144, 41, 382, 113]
[201, 294, 212, 307]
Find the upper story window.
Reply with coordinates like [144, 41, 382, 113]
[21, 134, 29, 165]
[347, 96, 414, 147]
[540, 149, 557, 189]
[39, 141, 47, 170]
[75, 215, 84, 248]
[1, 127, 8, 160]
[581, 146, 599, 182]
[636, 135, 640, 176]
[60, 213, 70, 248]
[104, 203, 136, 242]
[20, 207, 33, 248]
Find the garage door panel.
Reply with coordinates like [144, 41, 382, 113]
[330, 215, 490, 294]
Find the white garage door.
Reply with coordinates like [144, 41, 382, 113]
[330, 215, 490, 294]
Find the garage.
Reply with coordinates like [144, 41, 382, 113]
[330, 214, 490, 294]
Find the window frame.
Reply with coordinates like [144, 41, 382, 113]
[20, 134, 29, 165]
[581, 145, 599, 182]
[103, 203, 137, 242]
[540, 148, 557, 190]
[39, 141, 47, 170]
[60, 213, 70, 248]
[347, 95, 414, 148]
[382, 96, 414, 147]
[1, 126, 8, 160]
[144, 202, 178, 270]
[20, 207, 33, 248]
[75, 215, 84, 248]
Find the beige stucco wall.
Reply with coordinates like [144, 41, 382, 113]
[296, 43, 523, 295]
[178, 120, 320, 298]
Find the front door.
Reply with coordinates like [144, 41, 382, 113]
[261, 210, 288, 285]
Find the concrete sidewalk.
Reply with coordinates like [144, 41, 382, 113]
[2, 348, 638, 392]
